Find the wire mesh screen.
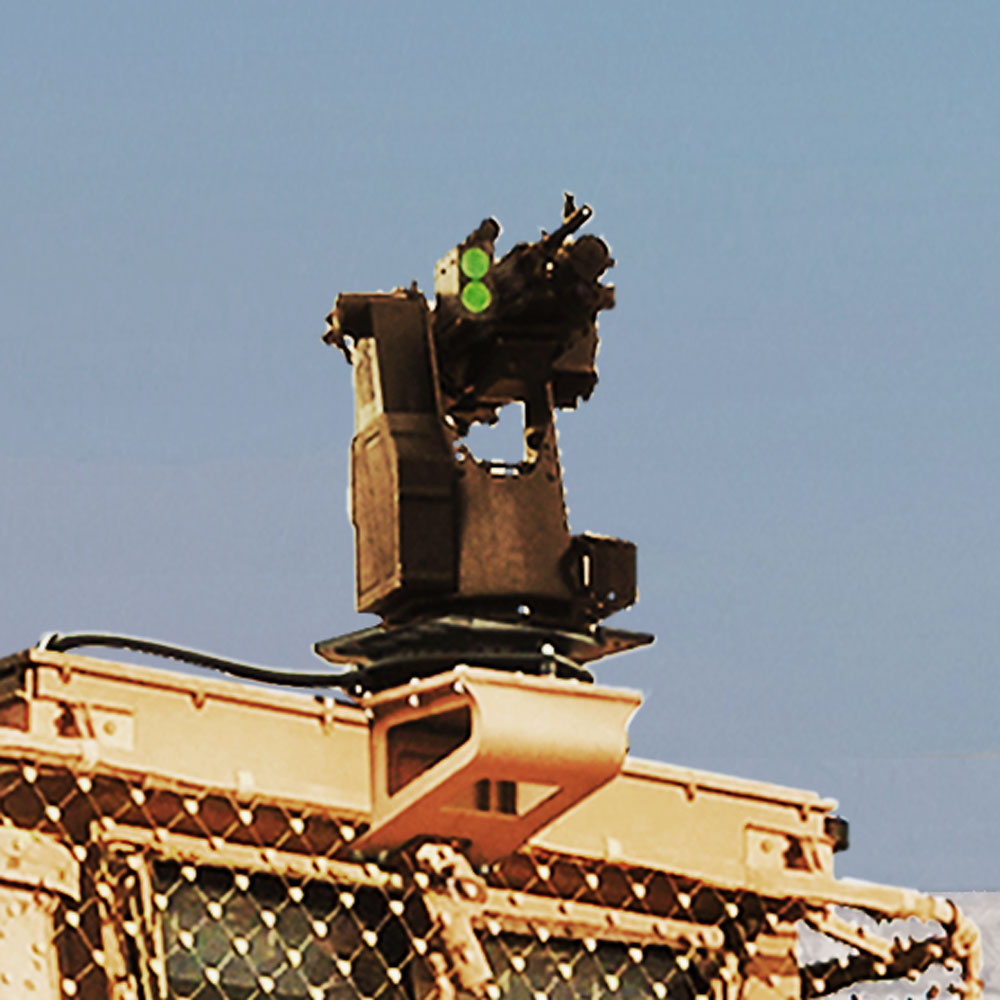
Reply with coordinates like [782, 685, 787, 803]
[0, 759, 374, 999]
[479, 933, 724, 1000]
[491, 850, 787, 931]
[153, 860, 429, 1000]
[0, 757, 977, 1000]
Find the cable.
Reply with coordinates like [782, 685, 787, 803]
[35, 632, 589, 693]
[38, 632, 350, 689]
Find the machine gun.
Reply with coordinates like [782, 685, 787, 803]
[430, 195, 614, 427]
[318, 197, 651, 691]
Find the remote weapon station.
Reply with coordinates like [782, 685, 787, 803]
[0, 200, 982, 1000]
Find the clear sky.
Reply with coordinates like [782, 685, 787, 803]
[3, 3, 999, 889]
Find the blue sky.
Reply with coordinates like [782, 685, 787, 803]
[3, 3, 999, 888]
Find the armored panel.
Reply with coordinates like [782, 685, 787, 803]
[340, 297, 457, 614]
[351, 413, 456, 612]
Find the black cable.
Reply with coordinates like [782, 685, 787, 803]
[38, 632, 350, 688]
[36, 632, 588, 692]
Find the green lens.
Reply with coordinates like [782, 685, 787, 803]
[460, 246, 491, 280]
[461, 280, 492, 313]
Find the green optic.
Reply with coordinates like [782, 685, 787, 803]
[461, 280, 492, 313]
[460, 246, 491, 280]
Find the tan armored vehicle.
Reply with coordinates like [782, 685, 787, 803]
[0, 200, 981, 1000]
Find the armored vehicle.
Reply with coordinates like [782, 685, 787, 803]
[0, 200, 981, 1000]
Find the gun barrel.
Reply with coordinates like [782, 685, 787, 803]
[542, 203, 593, 252]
